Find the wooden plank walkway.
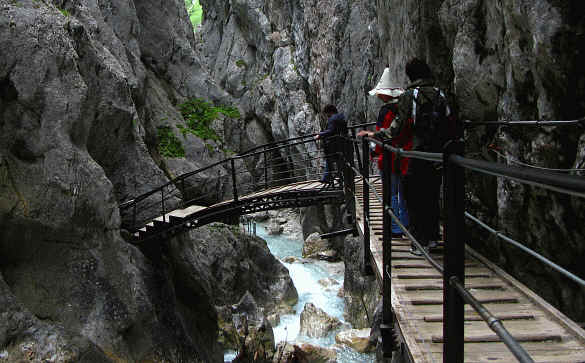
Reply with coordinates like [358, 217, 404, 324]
[354, 176, 585, 362]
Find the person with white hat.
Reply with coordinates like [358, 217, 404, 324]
[358, 66, 410, 239]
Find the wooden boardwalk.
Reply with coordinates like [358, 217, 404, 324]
[355, 176, 585, 362]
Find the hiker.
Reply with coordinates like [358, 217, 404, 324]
[361, 66, 410, 238]
[359, 58, 456, 255]
[315, 104, 347, 184]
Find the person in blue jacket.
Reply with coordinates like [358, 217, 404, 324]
[315, 104, 347, 183]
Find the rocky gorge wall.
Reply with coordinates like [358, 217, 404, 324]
[197, 0, 585, 322]
[1, 0, 585, 362]
[0, 0, 296, 361]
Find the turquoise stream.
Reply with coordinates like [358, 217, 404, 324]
[225, 222, 374, 362]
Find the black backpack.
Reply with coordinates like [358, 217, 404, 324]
[411, 87, 454, 152]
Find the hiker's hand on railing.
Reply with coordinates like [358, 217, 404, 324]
[314, 134, 320, 140]
[357, 130, 374, 138]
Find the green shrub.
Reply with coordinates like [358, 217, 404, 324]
[184, 0, 203, 27]
[157, 126, 185, 158]
[178, 98, 240, 151]
[157, 99, 239, 158]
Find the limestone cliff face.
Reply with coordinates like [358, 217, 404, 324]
[1, 0, 248, 361]
[198, 0, 380, 144]
[199, 0, 585, 321]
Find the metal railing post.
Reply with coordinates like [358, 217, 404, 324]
[231, 158, 238, 202]
[344, 137, 357, 233]
[362, 138, 372, 275]
[443, 140, 465, 363]
[351, 127, 363, 172]
[381, 138, 395, 356]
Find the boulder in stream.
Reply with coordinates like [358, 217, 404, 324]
[299, 303, 341, 338]
[273, 342, 337, 363]
[222, 292, 276, 362]
[302, 233, 340, 262]
[335, 328, 375, 353]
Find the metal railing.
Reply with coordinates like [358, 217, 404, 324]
[352, 122, 585, 362]
[119, 134, 346, 234]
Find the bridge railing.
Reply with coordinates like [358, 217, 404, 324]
[119, 134, 345, 232]
[352, 118, 585, 362]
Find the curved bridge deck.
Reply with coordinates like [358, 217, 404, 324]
[355, 176, 585, 362]
[135, 180, 343, 241]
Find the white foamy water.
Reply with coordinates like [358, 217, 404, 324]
[255, 222, 375, 362]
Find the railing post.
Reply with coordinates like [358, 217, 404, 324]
[343, 137, 357, 233]
[362, 138, 372, 275]
[231, 158, 238, 202]
[381, 138, 396, 356]
[351, 128, 363, 172]
[443, 140, 465, 363]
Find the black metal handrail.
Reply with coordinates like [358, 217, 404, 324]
[119, 134, 348, 233]
[463, 118, 585, 127]
[355, 127, 585, 362]
[465, 212, 585, 287]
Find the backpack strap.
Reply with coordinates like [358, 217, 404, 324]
[412, 88, 419, 125]
[439, 89, 452, 117]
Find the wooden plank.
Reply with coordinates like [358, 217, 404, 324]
[466, 246, 585, 345]
[429, 333, 562, 343]
[428, 341, 585, 363]
[409, 296, 519, 305]
[423, 312, 535, 323]
[396, 272, 492, 279]
[404, 283, 504, 291]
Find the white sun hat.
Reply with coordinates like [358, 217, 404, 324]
[368, 67, 404, 97]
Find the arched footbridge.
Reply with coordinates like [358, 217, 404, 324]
[120, 119, 585, 362]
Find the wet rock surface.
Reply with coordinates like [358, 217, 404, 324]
[299, 303, 342, 338]
[226, 292, 276, 363]
[343, 235, 378, 329]
[273, 342, 337, 363]
[335, 328, 374, 353]
[302, 232, 340, 261]
[169, 223, 298, 315]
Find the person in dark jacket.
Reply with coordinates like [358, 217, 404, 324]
[315, 104, 347, 183]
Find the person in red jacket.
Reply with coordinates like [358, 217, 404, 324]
[359, 67, 410, 238]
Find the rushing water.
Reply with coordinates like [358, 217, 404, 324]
[242, 221, 375, 362]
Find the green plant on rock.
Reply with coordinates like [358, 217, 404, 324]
[184, 0, 203, 28]
[58, 8, 70, 17]
[178, 98, 240, 152]
[157, 126, 185, 158]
